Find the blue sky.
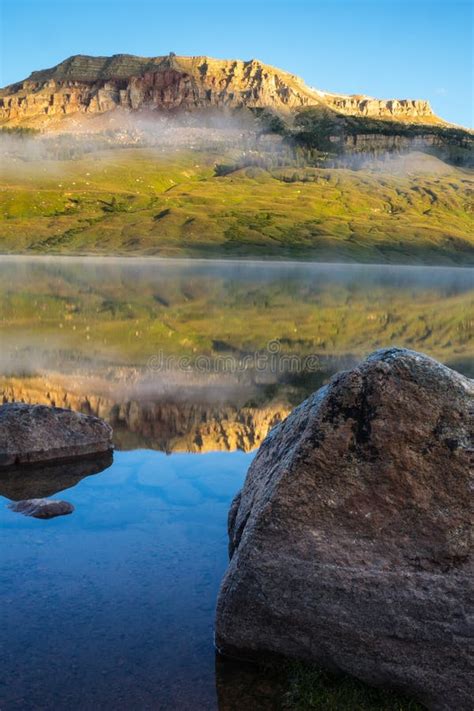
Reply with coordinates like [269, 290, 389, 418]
[0, 0, 472, 127]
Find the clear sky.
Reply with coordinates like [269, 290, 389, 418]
[0, 0, 472, 127]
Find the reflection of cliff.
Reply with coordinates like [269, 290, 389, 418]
[0, 376, 291, 453]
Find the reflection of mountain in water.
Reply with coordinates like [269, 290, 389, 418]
[0, 374, 294, 453]
[2, 339, 471, 454]
[0, 451, 113, 501]
[1, 259, 472, 379]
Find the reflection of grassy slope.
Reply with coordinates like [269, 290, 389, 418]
[0, 149, 473, 264]
[0, 266, 472, 368]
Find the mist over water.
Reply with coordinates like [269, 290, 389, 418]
[0, 255, 472, 398]
[2, 253, 473, 286]
[1, 254, 472, 357]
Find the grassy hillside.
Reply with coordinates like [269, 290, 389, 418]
[1, 146, 473, 264]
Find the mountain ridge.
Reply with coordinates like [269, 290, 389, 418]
[0, 53, 445, 128]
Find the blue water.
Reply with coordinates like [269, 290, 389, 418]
[0, 450, 253, 710]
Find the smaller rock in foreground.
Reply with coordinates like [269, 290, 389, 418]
[0, 402, 113, 468]
[8, 498, 74, 519]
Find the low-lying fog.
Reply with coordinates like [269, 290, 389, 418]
[1, 109, 464, 177]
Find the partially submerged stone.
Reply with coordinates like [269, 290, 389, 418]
[0, 403, 113, 468]
[9, 498, 74, 519]
[216, 348, 473, 711]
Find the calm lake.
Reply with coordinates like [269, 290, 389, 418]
[0, 257, 472, 710]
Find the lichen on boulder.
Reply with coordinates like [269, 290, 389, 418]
[216, 348, 473, 710]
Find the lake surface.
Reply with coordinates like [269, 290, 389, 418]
[0, 257, 472, 709]
[0, 450, 253, 710]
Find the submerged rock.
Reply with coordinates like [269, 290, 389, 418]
[8, 498, 74, 519]
[216, 348, 473, 710]
[0, 402, 113, 468]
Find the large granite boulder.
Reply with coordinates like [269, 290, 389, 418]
[216, 348, 473, 710]
[0, 403, 113, 468]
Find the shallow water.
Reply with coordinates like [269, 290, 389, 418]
[0, 257, 472, 709]
[0, 450, 252, 710]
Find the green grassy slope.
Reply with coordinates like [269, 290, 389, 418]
[1, 148, 473, 264]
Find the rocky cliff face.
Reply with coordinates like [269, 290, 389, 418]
[332, 133, 474, 168]
[322, 94, 434, 121]
[0, 53, 444, 128]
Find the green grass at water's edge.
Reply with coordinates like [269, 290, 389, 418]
[217, 656, 425, 710]
[284, 662, 424, 710]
